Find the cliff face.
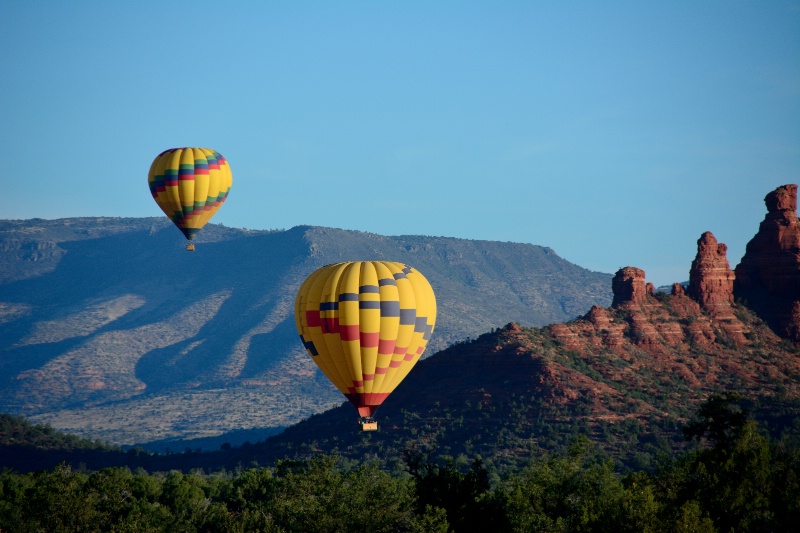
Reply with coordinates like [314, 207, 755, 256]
[734, 184, 800, 340]
[551, 230, 749, 359]
[611, 267, 648, 307]
[590, 185, 800, 344]
[689, 231, 735, 310]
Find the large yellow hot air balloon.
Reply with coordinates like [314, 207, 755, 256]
[295, 261, 437, 431]
[148, 147, 232, 251]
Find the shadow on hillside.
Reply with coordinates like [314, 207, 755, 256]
[0, 225, 314, 395]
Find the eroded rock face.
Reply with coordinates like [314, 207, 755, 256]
[686, 231, 748, 345]
[611, 267, 648, 307]
[735, 184, 800, 340]
[688, 231, 735, 310]
[597, 262, 749, 352]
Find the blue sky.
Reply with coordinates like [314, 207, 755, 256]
[2, 1, 798, 287]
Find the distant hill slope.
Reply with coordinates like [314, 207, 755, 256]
[6, 295, 796, 475]
[230, 296, 800, 474]
[0, 218, 611, 445]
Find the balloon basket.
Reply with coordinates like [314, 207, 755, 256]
[359, 417, 378, 432]
[185, 243, 196, 252]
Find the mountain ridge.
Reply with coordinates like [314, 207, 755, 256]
[234, 283, 800, 474]
[3, 183, 796, 453]
[0, 218, 612, 444]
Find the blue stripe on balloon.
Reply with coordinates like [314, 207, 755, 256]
[400, 309, 416, 325]
[359, 285, 380, 293]
[380, 301, 400, 316]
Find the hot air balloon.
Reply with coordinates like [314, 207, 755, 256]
[295, 261, 437, 431]
[148, 147, 232, 251]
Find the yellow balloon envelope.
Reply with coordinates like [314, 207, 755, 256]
[148, 147, 232, 246]
[295, 261, 437, 425]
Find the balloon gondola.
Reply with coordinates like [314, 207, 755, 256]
[148, 147, 232, 250]
[295, 261, 436, 431]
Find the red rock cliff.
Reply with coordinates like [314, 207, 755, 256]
[611, 267, 648, 307]
[734, 184, 800, 340]
[688, 231, 748, 344]
[688, 231, 735, 311]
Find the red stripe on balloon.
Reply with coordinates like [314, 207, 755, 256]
[306, 310, 321, 328]
[346, 393, 390, 412]
[378, 339, 396, 354]
[340, 325, 360, 341]
[360, 332, 379, 348]
[322, 318, 340, 334]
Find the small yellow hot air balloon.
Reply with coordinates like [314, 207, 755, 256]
[295, 261, 437, 431]
[148, 147, 232, 251]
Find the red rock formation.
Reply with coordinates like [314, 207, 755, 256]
[734, 184, 800, 340]
[611, 267, 648, 307]
[538, 271, 776, 394]
[586, 305, 627, 349]
[606, 267, 673, 350]
[687, 231, 749, 346]
[688, 231, 735, 310]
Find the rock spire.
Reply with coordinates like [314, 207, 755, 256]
[734, 184, 800, 340]
[688, 231, 735, 311]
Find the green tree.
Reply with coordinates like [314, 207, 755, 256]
[19, 463, 100, 532]
[0, 468, 35, 531]
[265, 455, 417, 532]
[407, 452, 507, 532]
[653, 393, 800, 531]
[159, 470, 213, 530]
[683, 392, 749, 451]
[502, 439, 653, 532]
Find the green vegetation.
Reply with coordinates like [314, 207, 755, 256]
[0, 414, 119, 452]
[2, 395, 798, 532]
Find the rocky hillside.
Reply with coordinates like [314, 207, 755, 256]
[237, 225, 800, 472]
[0, 219, 611, 445]
[3, 184, 799, 475]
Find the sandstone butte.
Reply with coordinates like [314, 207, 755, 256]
[435, 184, 800, 419]
[735, 184, 800, 340]
[594, 183, 800, 346]
[273, 185, 800, 456]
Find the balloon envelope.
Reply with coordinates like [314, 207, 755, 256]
[295, 261, 437, 418]
[148, 147, 232, 241]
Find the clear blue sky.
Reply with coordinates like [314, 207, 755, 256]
[2, 1, 798, 287]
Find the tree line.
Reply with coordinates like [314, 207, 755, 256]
[1, 393, 798, 532]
